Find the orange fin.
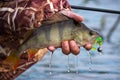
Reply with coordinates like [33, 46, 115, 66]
[3, 50, 20, 70]
[27, 49, 39, 60]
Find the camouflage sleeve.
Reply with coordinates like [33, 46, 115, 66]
[0, 0, 71, 29]
[44, 0, 71, 19]
[62, 0, 71, 10]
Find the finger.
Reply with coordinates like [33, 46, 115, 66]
[60, 10, 84, 22]
[69, 40, 80, 55]
[61, 41, 70, 55]
[84, 43, 92, 51]
[48, 46, 56, 52]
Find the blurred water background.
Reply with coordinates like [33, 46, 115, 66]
[16, 0, 120, 80]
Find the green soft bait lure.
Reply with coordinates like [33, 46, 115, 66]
[95, 36, 103, 46]
[92, 36, 103, 53]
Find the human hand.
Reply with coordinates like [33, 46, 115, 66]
[61, 40, 92, 55]
[47, 7, 91, 55]
[48, 40, 92, 55]
[60, 10, 84, 55]
[61, 40, 80, 55]
[60, 10, 84, 22]
[44, 0, 91, 55]
[47, 40, 80, 55]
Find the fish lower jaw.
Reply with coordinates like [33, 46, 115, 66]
[76, 42, 86, 47]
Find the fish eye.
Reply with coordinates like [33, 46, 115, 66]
[89, 31, 94, 36]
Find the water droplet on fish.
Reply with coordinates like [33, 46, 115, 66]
[49, 52, 53, 75]
[67, 55, 70, 72]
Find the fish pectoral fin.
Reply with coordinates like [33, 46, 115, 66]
[33, 48, 48, 61]
[27, 48, 48, 61]
[3, 49, 20, 71]
[27, 48, 39, 60]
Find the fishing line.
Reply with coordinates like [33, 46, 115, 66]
[71, 5, 120, 14]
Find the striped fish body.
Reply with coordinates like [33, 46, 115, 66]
[2, 17, 100, 71]
[21, 19, 75, 51]
[19, 19, 100, 54]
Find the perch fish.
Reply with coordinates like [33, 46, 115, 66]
[3, 18, 102, 70]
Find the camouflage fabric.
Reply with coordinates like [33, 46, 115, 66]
[0, 0, 71, 79]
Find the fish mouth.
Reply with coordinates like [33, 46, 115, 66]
[77, 35, 98, 47]
[90, 35, 100, 44]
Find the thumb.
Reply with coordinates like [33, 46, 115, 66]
[60, 10, 84, 22]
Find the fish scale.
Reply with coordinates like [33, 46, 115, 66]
[2, 17, 101, 72]
[22, 19, 75, 51]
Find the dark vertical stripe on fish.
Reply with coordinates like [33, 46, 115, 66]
[43, 25, 51, 44]
[58, 20, 66, 41]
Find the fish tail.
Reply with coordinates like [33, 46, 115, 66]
[3, 49, 20, 71]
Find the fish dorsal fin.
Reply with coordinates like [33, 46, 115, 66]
[42, 12, 70, 25]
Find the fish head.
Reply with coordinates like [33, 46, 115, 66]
[73, 23, 102, 47]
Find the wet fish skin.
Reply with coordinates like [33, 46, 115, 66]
[3, 18, 100, 70]
[20, 19, 99, 53]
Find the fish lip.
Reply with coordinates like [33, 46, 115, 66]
[90, 35, 99, 44]
[80, 35, 99, 47]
